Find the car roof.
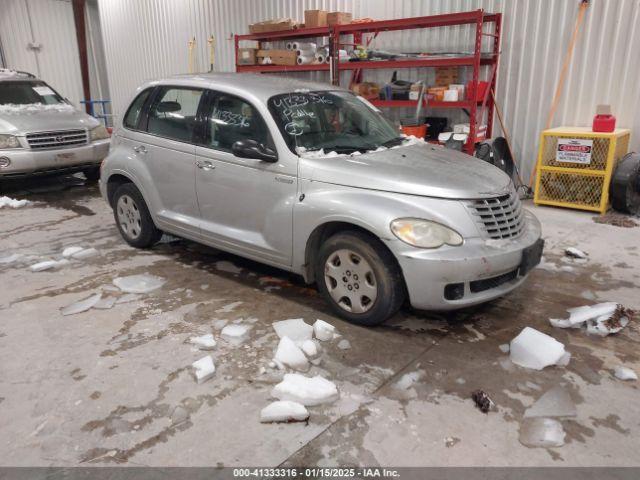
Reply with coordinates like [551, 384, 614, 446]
[143, 72, 347, 102]
[0, 70, 39, 82]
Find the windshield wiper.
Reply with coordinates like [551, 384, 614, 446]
[321, 145, 377, 153]
[381, 136, 406, 148]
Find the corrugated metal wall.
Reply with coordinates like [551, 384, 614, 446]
[0, 0, 86, 107]
[95, 0, 639, 181]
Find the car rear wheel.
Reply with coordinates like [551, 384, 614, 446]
[83, 167, 101, 182]
[112, 183, 161, 248]
[315, 231, 406, 326]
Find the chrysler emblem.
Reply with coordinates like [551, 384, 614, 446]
[55, 135, 64, 143]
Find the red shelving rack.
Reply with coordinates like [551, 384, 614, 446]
[235, 9, 501, 155]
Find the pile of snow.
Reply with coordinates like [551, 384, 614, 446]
[113, 273, 166, 294]
[524, 386, 577, 418]
[549, 302, 633, 336]
[519, 418, 566, 448]
[30, 259, 68, 272]
[0, 103, 75, 115]
[273, 318, 313, 344]
[192, 355, 215, 383]
[220, 323, 251, 344]
[614, 366, 637, 381]
[271, 373, 339, 406]
[62, 246, 84, 258]
[313, 319, 337, 341]
[260, 401, 309, 423]
[565, 247, 588, 259]
[60, 293, 102, 316]
[0, 196, 31, 209]
[274, 337, 309, 371]
[189, 334, 217, 350]
[510, 327, 569, 370]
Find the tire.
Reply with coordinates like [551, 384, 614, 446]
[112, 183, 162, 248]
[83, 166, 101, 182]
[611, 152, 640, 215]
[315, 231, 406, 326]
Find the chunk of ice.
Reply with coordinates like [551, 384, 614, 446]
[567, 302, 617, 325]
[115, 293, 142, 304]
[192, 356, 215, 383]
[62, 246, 84, 258]
[313, 319, 336, 341]
[498, 343, 510, 353]
[60, 293, 102, 316]
[510, 327, 567, 370]
[586, 314, 629, 337]
[393, 371, 423, 390]
[0, 253, 23, 264]
[215, 260, 242, 274]
[273, 318, 313, 344]
[519, 418, 565, 448]
[565, 247, 587, 259]
[260, 401, 309, 423]
[221, 324, 251, 344]
[212, 319, 228, 330]
[30, 260, 59, 272]
[72, 247, 98, 260]
[189, 334, 217, 350]
[113, 274, 165, 293]
[271, 373, 339, 406]
[0, 196, 30, 209]
[614, 366, 637, 381]
[274, 337, 309, 371]
[337, 339, 351, 350]
[93, 296, 117, 310]
[524, 386, 577, 418]
[300, 339, 319, 358]
[216, 301, 242, 313]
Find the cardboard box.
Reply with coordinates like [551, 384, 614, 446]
[237, 48, 257, 65]
[427, 87, 447, 102]
[305, 10, 328, 27]
[249, 18, 296, 34]
[351, 82, 380, 100]
[435, 67, 459, 86]
[327, 12, 352, 26]
[257, 49, 297, 66]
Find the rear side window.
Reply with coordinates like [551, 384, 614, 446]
[146, 87, 204, 143]
[204, 92, 270, 152]
[123, 88, 152, 130]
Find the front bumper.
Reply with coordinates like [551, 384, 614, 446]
[392, 210, 543, 311]
[0, 139, 110, 177]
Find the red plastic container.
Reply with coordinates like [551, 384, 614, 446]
[592, 114, 616, 132]
[466, 81, 488, 102]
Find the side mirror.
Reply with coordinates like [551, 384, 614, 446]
[232, 139, 278, 163]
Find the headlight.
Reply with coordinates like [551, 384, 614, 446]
[0, 134, 21, 149]
[90, 125, 110, 141]
[390, 218, 463, 248]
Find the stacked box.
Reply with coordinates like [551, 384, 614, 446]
[237, 48, 257, 65]
[305, 10, 328, 27]
[327, 12, 352, 25]
[257, 49, 297, 66]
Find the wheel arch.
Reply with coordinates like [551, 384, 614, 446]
[106, 173, 138, 208]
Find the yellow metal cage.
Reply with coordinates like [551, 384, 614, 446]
[533, 127, 631, 213]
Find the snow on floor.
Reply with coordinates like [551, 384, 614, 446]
[189, 334, 217, 351]
[0, 196, 31, 209]
[62, 246, 84, 258]
[216, 301, 243, 314]
[614, 366, 638, 381]
[215, 261, 242, 275]
[524, 386, 577, 418]
[260, 401, 309, 423]
[220, 323, 251, 344]
[519, 418, 566, 448]
[113, 274, 166, 294]
[60, 293, 102, 316]
[271, 373, 339, 406]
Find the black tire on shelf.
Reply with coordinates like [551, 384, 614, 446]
[112, 182, 162, 248]
[83, 166, 101, 182]
[610, 152, 640, 215]
[315, 230, 406, 326]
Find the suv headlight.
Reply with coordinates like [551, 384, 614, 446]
[90, 125, 110, 141]
[0, 134, 21, 149]
[391, 218, 463, 248]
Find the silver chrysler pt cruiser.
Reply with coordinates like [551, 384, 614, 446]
[100, 73, 543, 325]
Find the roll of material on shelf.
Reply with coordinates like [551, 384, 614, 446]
[292, 42, 316, 51]
[285, 42, 294, 50]
[315, 54, 325, 64]
[296, 54, 315, 65]
[611, 152, 640, 215]
[296, 48, 315, 56]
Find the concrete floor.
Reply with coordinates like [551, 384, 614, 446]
[0, 175, 639, 467]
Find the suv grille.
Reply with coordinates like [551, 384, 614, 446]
[467, 190, 525, 239]
[26, 129, 88, 150]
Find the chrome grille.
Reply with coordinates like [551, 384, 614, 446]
[26, 129, 88, 149]
[467, 191, 525, 239]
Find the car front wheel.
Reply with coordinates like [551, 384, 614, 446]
[315, 231, 406, 326]
[112, 183, 161, 248]
[83, 166, 101, 182]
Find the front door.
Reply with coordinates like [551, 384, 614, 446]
[194, 91, 296, 267]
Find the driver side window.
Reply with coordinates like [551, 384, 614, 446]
[205, 92, 271, 152]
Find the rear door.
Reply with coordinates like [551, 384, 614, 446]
[194, 90, 297, 267]
[130, 85, 204, 237]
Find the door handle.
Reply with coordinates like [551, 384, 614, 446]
[133, 145, 147, 154]
[195, 160, 215, 171]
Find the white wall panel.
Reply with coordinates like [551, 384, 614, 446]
[0, 0, 85, 107]
[97, 0, 640, 182]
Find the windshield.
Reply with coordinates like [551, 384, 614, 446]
[268, 91, 402, 155]
[0, 81, 66, 106]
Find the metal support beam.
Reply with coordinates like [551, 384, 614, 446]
[72, 0, 91, 114]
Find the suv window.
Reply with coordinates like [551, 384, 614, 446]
[205, 92, 270, 152]
[146, 87, 204, 142]
[0, 81, 65, 105]
[123, 88, 152, 130]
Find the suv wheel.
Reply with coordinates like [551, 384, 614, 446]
[83, 167, 101, 182]
[112, 183, 161, 248]
[315, 231, 406, 326]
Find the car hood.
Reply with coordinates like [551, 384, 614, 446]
[298, 142, 513, 199]
[0, 108, 99, 134]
